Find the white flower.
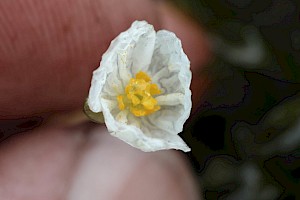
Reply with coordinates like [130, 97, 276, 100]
[87, 21, 192, 152]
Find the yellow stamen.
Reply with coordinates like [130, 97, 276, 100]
[136, 71, 151, 82]
[150, 84, 161, 95]
[117, 95, 125, 110]
[117, 71, 162, 117]
[142, 97, 157, 110]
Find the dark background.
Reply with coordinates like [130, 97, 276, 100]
[172, 0, 300, 199]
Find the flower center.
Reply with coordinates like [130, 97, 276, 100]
[117, 71, 162, 117]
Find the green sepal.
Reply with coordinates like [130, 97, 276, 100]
[83, 99, 105, 124]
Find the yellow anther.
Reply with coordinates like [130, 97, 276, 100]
[150, 84, 161, 95]
[142, 97, 157, 110]
[136, 71, 151, 82]
[128, 94, 141, 105]
[117, 71, 162, 117]
[117, 95, 125, 110]
[130, 106, 146, 117]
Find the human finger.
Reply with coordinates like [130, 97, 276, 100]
[0, 123, 200, 200]
[0, 0, 211, 119]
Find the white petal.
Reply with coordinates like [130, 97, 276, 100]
[133, 132, 190, 152]
[130, 21, 156, 74]
[87, 21, 192, 152]
[151, 30, 191, 91]
[88, 20, 156, 112]
[101, 95, 190, 152]
[144, 108, 184, 135]
[147, 30, 192, 134]
[115, 110, 128, 124]
[111, 125, 190, 152]
[156, 93, 185, 106]
[87, 67, 107, 112]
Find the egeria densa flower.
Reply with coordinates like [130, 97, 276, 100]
[87, 21, 192, 152]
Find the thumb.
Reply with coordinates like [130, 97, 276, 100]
[0, 0, 159, 118]
[0, 0, 211, 119]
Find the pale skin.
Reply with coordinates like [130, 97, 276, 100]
[0, 0, 211, 199]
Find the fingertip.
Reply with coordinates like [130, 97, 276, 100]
[0, 0, 160, 118]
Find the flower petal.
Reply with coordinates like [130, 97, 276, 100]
[151, 30, 191, 91]
[146, 30, 192, 134]
[130, 22, 156, 74]
[111, 126, 191, 152]
[88, 21, 156, 112]
[156, 93, 185, 106]
[87, 68, 107, 112]
[87, 21, 192, 152]
[101, 96, 190, 152]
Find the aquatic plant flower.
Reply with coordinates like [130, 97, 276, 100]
[87, 21, 192, 152]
